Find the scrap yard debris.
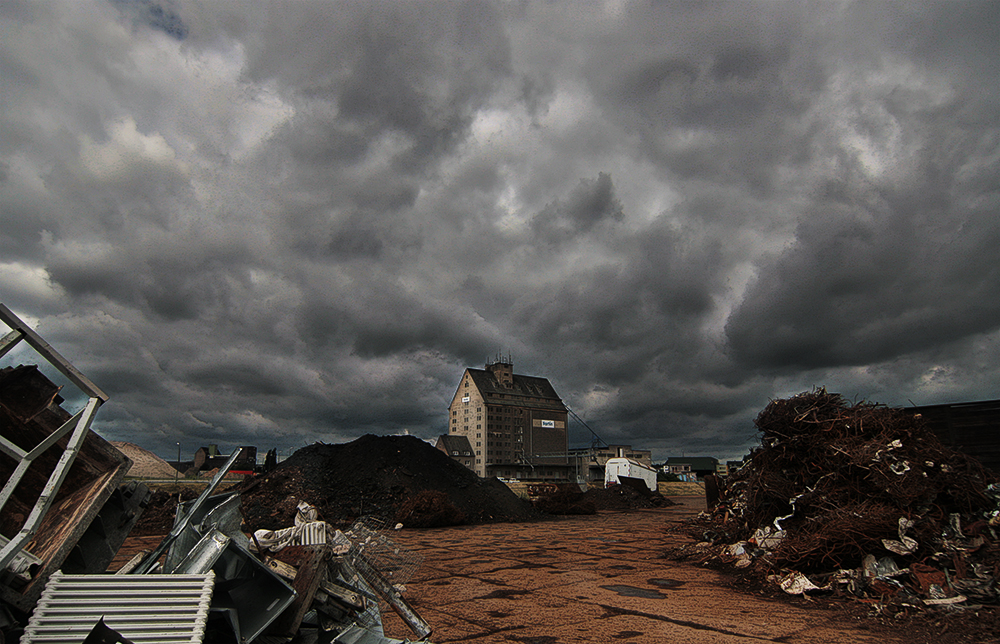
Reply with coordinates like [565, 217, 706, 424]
[675, 388, 1000, 614]
[0, 305, 434, 644]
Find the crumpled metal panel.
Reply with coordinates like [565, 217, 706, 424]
[165, 492, 247, 574]
[20, 571, 215, 644]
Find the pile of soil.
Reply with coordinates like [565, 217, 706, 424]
[236, 435, 544, 529]
[111, 441, 180, 479]
[680, 388, 1000, 609]
[535, 483, 676, 514]
[584, 483, 675, 510]
[130, 486, 203, 535]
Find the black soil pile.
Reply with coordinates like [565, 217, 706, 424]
[535, 483, 676, 514]
[584, 484, 675, 511]
[131, 487, 202, 536]
[236, 434, 544, 529]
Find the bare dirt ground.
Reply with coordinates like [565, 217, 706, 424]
[111, 495, 998, 644]
[378, 497, 997, 644]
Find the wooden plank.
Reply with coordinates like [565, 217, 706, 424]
[265, 546, 332, 638]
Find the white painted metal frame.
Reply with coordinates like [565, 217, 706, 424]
[0, 304, 109, 573]
[21, 571, 216, 644]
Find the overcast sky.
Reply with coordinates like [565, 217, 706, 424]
[3, 0, 999, 463]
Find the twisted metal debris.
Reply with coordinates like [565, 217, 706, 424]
[687, 388, 1000, 609]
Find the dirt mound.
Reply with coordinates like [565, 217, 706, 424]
[111, 441, 180, 479]
[533, 486, 597, 515]
[682, 388, 1000, 608]
[584, 484, 675, 510]
[131, 487, 203, 535]
[534, 483, 676, 514]
[236, 435, 544, 529]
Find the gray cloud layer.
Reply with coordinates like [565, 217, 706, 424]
[2, 0, 999, 461]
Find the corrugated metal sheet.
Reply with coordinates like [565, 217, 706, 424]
[20, 572, 215, 644]
[297, 522, 328, 545]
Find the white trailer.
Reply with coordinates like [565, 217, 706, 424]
[604, 457, 658, 492]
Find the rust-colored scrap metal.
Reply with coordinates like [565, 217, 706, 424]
[696, 388, 1000, 599]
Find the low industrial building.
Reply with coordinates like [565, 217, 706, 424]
[907, 399, 1000, 473]
[662, 456, 721, 481]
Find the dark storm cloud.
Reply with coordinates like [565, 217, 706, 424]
[3, 0, 999, 462]
[111, 0, 188, 39]
[531, 172, 624, 241]
[726, 180, 1000, 370]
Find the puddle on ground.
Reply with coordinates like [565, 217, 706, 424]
[613, 631, 643, 639]
[600, 585, 665, 599]
[648, 578, 684, 589]
[483, 588, 531, 599]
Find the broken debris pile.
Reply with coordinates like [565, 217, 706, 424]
[238, 435, 543, 529]
[683, 389, 1000, 608]
[2, 307, 432, 644]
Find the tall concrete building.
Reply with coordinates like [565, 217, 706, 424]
[445, 358, 569, 479]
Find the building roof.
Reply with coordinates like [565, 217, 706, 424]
[438, 434, 474, 456]
[465, 368, 566, 410]
[110, 441, 180, 478]
[664, 456, 719, 471]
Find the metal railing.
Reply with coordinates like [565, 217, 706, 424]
[0, 304, 109, 572]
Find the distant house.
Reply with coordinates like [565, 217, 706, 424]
[191, 444, 257, 474]
[435, 434, 476, 470]
[663, 456, 719, 481]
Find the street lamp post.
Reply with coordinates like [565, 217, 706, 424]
[175, 442, 180, 481]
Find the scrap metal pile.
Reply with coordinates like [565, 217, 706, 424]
[687, 389, 1000, 609]
[0, 305, 432, 644]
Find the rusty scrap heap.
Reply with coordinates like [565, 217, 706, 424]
[695, 389, 1000, 607]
